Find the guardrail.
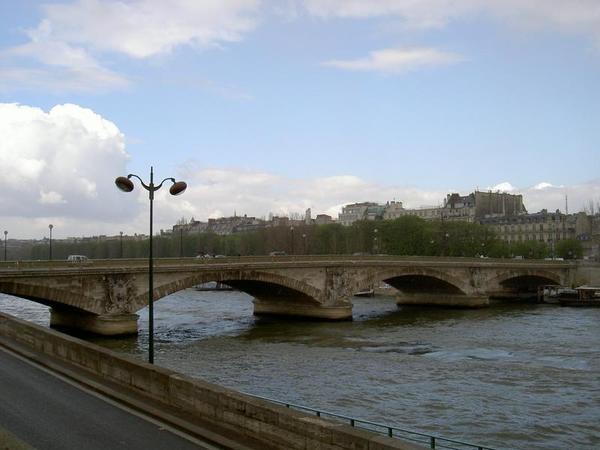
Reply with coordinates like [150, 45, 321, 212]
[248, 394, 497, 450]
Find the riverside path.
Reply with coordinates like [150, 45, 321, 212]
[0, 347, 219, 450]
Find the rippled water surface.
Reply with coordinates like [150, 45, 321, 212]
[1, 291, 599, 450]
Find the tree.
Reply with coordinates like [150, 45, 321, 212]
[555, 239, 583, 259]
[510, 240, 549, 259]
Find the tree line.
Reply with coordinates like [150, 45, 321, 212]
[28, 216, 583, 260]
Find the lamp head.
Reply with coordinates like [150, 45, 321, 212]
[169, 181, 187, 196]
[115, 176, 134, 192]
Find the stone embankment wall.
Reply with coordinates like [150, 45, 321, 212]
[0, 312, 422, 450]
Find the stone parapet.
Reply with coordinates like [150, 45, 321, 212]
[0, 312, 423, 450]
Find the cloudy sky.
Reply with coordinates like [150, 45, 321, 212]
[1, 0, 599, 239]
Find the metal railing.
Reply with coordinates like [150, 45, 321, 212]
[247, 394, 498, 450]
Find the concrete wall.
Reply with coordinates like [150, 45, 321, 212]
[0, 312, 422, 450]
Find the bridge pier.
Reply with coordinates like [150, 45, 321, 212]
[253, 299, 352, 320]
[50, 308, 139, 336]
[395, 293, 489, 308]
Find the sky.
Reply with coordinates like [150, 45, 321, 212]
[0, 0, 599, 239]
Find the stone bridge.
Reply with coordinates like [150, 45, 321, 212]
[0, 256, 597, 335]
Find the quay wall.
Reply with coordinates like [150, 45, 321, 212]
[0, 312, 422, 450]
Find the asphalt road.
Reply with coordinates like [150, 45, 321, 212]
[0, 348, 215, 450]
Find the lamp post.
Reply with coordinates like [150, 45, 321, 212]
[3, 230, 7, 261]
[120, 231, 124, 258]
[373, 228, 378, 254]
[302, 233, 307, 255]
[115, 167, 186, 364]
[48, 224, 53, 260]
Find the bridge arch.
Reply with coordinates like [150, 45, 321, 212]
[487, 269, 564, 299]
[0, 281, 101, 314]
[353, 267, 471, 297]
[130, 269, 324, 313]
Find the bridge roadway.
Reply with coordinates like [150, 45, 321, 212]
[0, 255, 597, 335]
[0, 346, 219, 450]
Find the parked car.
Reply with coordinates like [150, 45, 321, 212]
[67, 255, 88, 262]
[269, 251, 286, 256]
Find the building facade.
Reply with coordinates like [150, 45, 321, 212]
[382, 191, 525, 223]
[338, 202, 379, 226]
[473, 191, 526, 218]
[479, 209, 591, 247]
[314, 214, 333, 225]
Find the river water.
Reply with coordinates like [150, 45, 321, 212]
[1, 290, 598, 450]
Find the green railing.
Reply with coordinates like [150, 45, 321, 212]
[248, 394, 498, 450]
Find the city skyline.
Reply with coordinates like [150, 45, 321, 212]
[1, 1, 599, 238]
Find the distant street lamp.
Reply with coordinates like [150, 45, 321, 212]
[120, 231, 124, 258]
[373, 228, 378, 254]
[48, 224, 54, 260]
[302, 233, 307, 255]
[3, 230, 7, 261]
[290, 226, 295, 255]
[115, 167, 186, 364]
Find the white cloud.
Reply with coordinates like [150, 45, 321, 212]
[0, 0, 260, 92]
[488, 181, 517, 192]
[39, 0, 260, 58]
[481, 180, 600, 214]
[39, 190, 67, 205]
[323, 47, 462, 74]
[0, 103, 136, 237]
[2, 33, 129, 93]
[302, 0, 600, 47]
[533, 181, 557, 190]
[521, 180, 600, 214]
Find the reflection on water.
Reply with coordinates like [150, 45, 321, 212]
[1, 290, 599, 450]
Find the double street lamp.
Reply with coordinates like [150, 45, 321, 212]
[115, 167, 187, 364]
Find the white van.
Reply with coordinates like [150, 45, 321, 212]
[67, 255, 88, 262]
